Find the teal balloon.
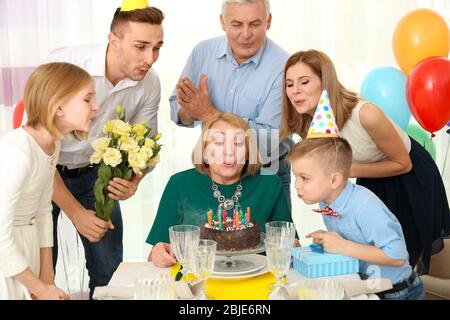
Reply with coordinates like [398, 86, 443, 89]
[361, 67, 412, 130]
[407, 124, 437, 161]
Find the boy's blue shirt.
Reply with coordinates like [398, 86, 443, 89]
[319, 181, 412, 284]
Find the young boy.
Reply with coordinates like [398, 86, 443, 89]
[287, 137, 425, 300]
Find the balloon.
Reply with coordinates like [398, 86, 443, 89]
[406, 57, 450, 133]
[361, 67, 411, 130]
[12, 100, 25, 129]
[393, 9, 450, 75]
[407, 124, 437, 161]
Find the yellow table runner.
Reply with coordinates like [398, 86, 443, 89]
[170, 264, 275, 300]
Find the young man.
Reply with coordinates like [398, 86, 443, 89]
[46, 1, 164, 298]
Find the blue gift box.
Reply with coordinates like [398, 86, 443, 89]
[291, 246, 359, 278]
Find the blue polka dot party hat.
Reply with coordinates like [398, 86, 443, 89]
[121, 0, 149, 11]
[306, 90, 340, 139]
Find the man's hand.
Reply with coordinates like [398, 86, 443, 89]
[107, 174, 142, 201]
[148, 243, 178, 268]
[306, 230, 348, 255]
[72, 209, 114, 242]
[176, 75, 219, 122]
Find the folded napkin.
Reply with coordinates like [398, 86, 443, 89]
[174, 280, 205, 300]
[93, 286, 135, 300]
[341, 279, 393, 298]
[271, 278, 392, 300]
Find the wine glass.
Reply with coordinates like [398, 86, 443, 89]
[191, 239, 217, 299]
[169, 225, 200, 281]
[265, 221, 296, 245]
[264, 237, 291, 292]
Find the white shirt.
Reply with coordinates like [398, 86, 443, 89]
[45, 43, 161, 169]
[0, 128, 58, 280]
[340, 100, 411, 163]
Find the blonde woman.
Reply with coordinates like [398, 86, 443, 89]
[147, 113, 292, 267]
[0, 63, 98, 299]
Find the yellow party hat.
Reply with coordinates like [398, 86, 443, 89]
[306, 90, 340, 139]
[121, 0, 149, 12]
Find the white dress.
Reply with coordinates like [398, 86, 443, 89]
[0, 127, 60, 299]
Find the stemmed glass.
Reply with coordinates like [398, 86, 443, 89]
[264, 237, 292, 291]
[169, 225, 200, 281]
[190, 239, 217, 299]
[265, 221, 296, 244]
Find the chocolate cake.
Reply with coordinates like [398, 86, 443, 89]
[200, 217, 261, 252]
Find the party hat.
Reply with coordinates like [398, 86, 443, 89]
[306, 90, 340, 139]
[121, 0, 149, 12]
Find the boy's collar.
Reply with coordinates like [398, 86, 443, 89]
[319, 181, 354, 216]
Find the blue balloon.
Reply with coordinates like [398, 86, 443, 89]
[360, 67, 412, 130]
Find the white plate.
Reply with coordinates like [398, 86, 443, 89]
[210, 265, 269, 280]
[213, 254, 266, 276]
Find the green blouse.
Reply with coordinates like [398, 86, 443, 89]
[146, 168, 292, 244]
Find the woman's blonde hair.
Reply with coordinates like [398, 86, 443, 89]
[192, 112, 262, 178]
[280, 50, 360, 140]
[24, 62, 93, 139]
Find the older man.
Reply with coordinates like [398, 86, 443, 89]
[170, 0, 294, 209]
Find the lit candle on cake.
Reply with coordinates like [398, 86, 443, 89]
[247, 207, 251, 222]
[218, 209, 222, 231]
[222, 209, 227, 228]
[207, 209, 212, 227]
[235, 209, 240, 229]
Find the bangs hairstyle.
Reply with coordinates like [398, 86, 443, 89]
[286, 137, 353, 179]
[110, 6, 164, 37]
[24, 62, 93, 139]
[280, 50, 360, 140]
[192, 113, 262, 178]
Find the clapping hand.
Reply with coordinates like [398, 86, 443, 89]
[176, 75, 219, 122]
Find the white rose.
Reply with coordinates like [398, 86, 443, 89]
[119, 136, 139, 153]
[91, 137, 111, 152]
[144, 138, 155, 149]
[148, 154, 160, 167]
[102, 148, 122, 167]
[128, 151, 148, 175]
[90, 150, 104, 164]
[111, 120, 131, 137]
[140, 145, 153, 160]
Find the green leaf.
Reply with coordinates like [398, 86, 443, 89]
[104, 197, 116, 221]
[94, 179, 105, 206]
[144, 128, 152, 139]
[95, 201, 104, 220]
[112, 167, 123, 179]
[123, 168, 133, 181]
[98, 163, 112, 182]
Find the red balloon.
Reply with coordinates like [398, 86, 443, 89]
[406, 57, 450, 133]
[12, 100, 25, 129]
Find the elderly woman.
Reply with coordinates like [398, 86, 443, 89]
[147, 113, 292, 267]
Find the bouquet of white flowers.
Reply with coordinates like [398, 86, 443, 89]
[89, 105, 162, 221]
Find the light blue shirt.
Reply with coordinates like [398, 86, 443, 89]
[170, 36, 294, 164]
[320, 181, 412, 285]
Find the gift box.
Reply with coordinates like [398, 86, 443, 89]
[291, 246, 359, 278]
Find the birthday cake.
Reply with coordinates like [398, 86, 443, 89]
[200, 216, 261, 252]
